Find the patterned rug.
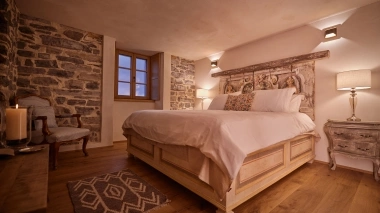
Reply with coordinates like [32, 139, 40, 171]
[67, 169, 169, 213]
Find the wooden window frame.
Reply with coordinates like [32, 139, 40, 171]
[115, 50, 151, 100]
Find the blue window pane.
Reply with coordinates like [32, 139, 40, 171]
[136, 58, 147, 71]
[136, 71, 147, 84]
[118, 68, 130, 82]
[119, 55, 131, 68]
[135, 84, 146, 97]
[118, 82, 130, 96]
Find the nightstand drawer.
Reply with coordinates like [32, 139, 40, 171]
[333, 140, 376, 157]
[331, 128, 378, 142]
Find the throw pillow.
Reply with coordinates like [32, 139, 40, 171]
[224, 93, 255, 111]
[208, 91, 241, 110]
[224, 95, 238, 110]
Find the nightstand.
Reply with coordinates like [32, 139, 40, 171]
[0, 145, 49, 212]
[324, 120, 380, 181]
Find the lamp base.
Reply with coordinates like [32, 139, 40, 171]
[347, 89, 361, 122]
[347, 116, 361, 122]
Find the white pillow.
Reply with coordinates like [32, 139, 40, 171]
[250, 87, 296, 112]
[207, 91, 241, 110]
[208, 94, 228, 110]
[33, 106, 58, 129]
[288, 94, 305, 112]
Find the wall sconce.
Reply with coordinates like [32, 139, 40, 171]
[196, 89, 208, 110]
[324, 27, 337, 38]
[211, 61, 218, 68]
[337, 69, 371, 121]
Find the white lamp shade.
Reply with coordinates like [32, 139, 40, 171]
[196, 89, 208, 98]
[337, 70, 371, 90]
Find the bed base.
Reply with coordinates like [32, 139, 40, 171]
[125, 131, 315, 213]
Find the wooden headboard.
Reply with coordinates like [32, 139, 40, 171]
[212, 50, 330, 120]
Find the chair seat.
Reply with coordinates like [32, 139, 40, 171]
[32, 127, 90, 144]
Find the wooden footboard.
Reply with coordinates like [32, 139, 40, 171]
[125, 130, 315, 213]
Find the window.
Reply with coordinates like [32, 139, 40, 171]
[115, 50, 150, 100]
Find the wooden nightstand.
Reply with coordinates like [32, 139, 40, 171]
[324, 120, 380, 181]
[0, 145, 49, 212]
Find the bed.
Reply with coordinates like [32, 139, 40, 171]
[123, 128, 316, 212]
[122, 57, 325, 212]
[122, 93, 318, 212]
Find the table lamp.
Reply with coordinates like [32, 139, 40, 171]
[336, 69, 371, 121]
[196, 89, 208, 110]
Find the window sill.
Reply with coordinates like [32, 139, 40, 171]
[114, 98, 155, 103]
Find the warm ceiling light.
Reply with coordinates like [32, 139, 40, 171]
[211, 61, 218, 67]
[325, 27, 337, 38]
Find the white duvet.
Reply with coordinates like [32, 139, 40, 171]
[122, 110, 315, 181]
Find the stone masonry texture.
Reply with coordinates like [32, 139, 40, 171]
[0, 0, 103, 143]
[0, 0, 18, 101]
[16, 14, 103, 142]
[170, 55, 195, 110]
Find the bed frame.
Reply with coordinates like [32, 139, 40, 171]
[124, 129, 316, 213]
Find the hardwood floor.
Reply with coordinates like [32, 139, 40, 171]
[48, 142, 380, 213]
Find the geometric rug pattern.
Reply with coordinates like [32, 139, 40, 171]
[67, 169, 169, 213]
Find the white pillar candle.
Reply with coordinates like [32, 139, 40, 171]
[6, 104, 27, 140]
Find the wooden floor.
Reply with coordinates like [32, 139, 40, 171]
[48, 142, 380, 213]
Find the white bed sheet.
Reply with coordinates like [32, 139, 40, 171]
[122, 110, 316, 182]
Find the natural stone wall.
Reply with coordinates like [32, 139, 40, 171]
[170, 55, 195, 110]
[16, 14, 103, 142]
[0, 0, 18, 102]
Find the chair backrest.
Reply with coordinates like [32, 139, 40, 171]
[16, 96, 51, 107]
[16, 95, 58, 131]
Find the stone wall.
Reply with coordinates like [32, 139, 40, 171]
[16, 14, 103, 142]
[0, 0, 18, 102]
[170, 55, 195, 110]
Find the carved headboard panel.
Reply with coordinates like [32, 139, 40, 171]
[212, 51, 330, 120]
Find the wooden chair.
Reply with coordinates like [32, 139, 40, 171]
[16, 95, 90, 169]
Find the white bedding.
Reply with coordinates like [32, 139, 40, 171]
[122, 110, 316, 182]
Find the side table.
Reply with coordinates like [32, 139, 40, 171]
[324, 120, 380, 181]
[0, 145, 49, 212]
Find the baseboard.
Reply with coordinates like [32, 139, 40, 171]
[59, 140, 127, 152]
[314, 160, 375, 175]
[113, 140, 127, 143]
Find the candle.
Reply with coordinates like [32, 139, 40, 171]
[6, 104, 27, 140]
